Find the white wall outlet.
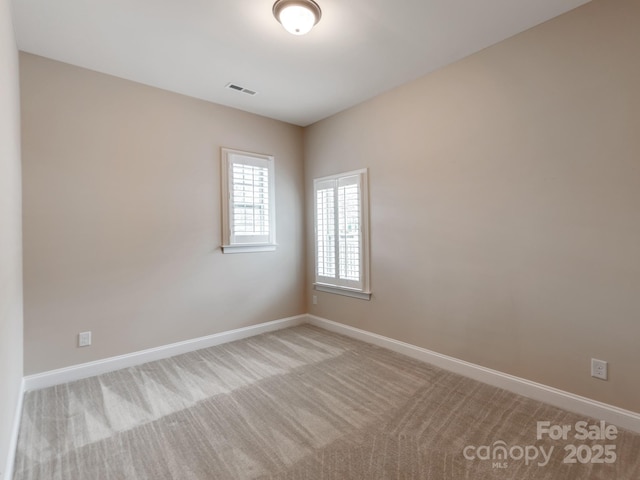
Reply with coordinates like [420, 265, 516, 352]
[312, 295, 318, 305]
[78, 331, 92, 347]
[591, 358, 607, 380]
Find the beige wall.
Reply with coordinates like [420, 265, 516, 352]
[0, 0, 24, 475]
[20, 53, 306, 375]
[305, 0, 640, 412]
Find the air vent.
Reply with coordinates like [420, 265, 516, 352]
[226, 83, 257, 96]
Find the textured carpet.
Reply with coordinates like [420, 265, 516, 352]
[13, 325, 640, 479]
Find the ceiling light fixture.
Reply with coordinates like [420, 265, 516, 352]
[272, 0, 322, 36]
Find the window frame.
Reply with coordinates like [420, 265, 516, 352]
[221, 148, 276, 254]
[313, 168, 371, 300]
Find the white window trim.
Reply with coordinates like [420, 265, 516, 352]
[221, 148, 276, 254]
[313, 168, 371, 300]
[314, 283, 372, 300]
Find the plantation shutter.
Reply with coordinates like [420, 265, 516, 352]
[316, 179, 336, 280]
[314, 173, 363, 290]
[221, 149, 276, 252]
[230, 159, 270, 243]
[338, 175, 361, 283]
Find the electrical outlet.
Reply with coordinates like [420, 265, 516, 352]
[312, 295, 318, 305]
[78, 331, 92, 347]
[591, 358, 607, 380]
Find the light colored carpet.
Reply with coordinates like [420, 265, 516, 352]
[13, 325, 640, 479]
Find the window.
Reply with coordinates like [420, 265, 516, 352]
[314, 169, 371, 299]
[221, 148, 276, 253]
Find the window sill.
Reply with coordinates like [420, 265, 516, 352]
[222, 244, 277, 254]
[313, 283, 372, 300]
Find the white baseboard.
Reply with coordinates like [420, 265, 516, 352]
[24, 315, 307, 391]
[3, 377, 25, 480]
[307, 315, 640, 434]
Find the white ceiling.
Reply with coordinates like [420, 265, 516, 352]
[12, 0, 591, 126]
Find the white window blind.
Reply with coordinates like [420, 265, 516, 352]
[316, 184, 336, 278]
[221, 148, 276, 253]
[314, 169, 370, 298]
[232, 162, 270, 240]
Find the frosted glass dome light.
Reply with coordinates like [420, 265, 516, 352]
[273, 0, 322, 36]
